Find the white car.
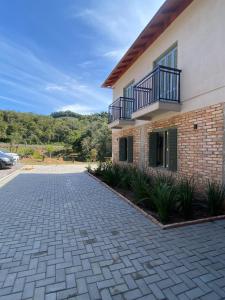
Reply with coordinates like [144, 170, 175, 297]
[0, 150, 20, 163]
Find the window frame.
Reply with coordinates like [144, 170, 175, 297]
[149, 128, 177, 171]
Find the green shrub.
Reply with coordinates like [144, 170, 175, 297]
[94, 162, 103, 176]
[152, 182, 175, 223]
[32, 150, 42, 160]
[176, 178, 195, 219]
[102, 163, 122, 187]
[131, 171, 154, 209]
[17, 147, 34, 158]
[154, 173, 175, 187]
[118, 166, 137, 190]
[206, 181, 225, 216]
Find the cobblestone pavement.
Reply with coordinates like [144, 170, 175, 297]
[0, 165, 225, 300]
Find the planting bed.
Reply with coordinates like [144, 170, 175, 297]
[87, 163, 225, 229]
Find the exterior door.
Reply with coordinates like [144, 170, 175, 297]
[122, 81, 134, 119]
[123, 82, 134, 99]
[154, 46, 177, 100]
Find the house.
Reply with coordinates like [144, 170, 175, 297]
[102, 0, 225, 186]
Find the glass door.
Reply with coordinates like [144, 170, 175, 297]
[154, 45, 177, 100]
[123, 81, 134, 119]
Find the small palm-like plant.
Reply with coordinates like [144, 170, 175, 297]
[131, 171, 153, 209]
[152, 182, 175, 223]
[206, 181, 225, 216]
[176, 178, 195, 220]
[154, 173, 175, 187]
[119, 166, 137, 189]
[102, 163, 122, 187]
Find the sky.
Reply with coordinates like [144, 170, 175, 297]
[0, 0, 164, 115]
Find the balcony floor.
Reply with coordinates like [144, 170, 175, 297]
[108, 119, 135, 129]
[132, 101, 181, 120]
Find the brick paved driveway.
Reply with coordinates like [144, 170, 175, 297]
[0, 165, 225, 300]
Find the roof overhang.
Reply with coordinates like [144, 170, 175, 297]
[102, 0, 193, 88]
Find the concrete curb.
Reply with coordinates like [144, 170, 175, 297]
[87, 171, 225, 230]
[0, 169, 21, 187]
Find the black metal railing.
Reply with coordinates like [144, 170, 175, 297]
[108, 97, 134, 123]
[108, 66, 181, 123]
[133, 65, 181, 111]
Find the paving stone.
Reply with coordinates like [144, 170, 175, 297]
[12, 277, 25, 293]
[56, 287, 77, 299]
[45, 293, 57, 300]
[3, 273, 17, 287]
[22, 282, 35, 299]
[0, 293, 23, 300]
[123, 288, 142, 300]
[76, 278, 88, 294]
[149, 283, 167, 300]
[46, 282, 66, 293]
[200, 291, 221, 300]
[109, 283, 129, 295]
[171, 282, 190, 295]
[185, 287, 206, 299]
[100, 288, 112, 300]
[88, 282, 100, 299]
[97, 279, 115, 289]
[66, 273, 76, 289]
[33, 287, 45, 300]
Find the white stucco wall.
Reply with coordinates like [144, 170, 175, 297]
[112, 0, 225, 119]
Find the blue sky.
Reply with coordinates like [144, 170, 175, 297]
[0, 0, 164, 115]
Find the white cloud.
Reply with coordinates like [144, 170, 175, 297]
[58, 103, 94, 115]
[0, 95, 37, 108]
[103, 48, 127, 61]
[45, 84, 65, 91]
[71, 0, 165, 46]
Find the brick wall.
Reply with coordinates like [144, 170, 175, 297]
[112, 103, 225, 185]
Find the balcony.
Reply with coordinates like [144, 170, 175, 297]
[132, 65, 181, 120]
[108, 97, 134, 129]
[108, 65, 182, 128]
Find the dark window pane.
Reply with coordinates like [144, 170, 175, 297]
[156, 132, 164, 166]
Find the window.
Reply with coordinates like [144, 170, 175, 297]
[154, 43, 177, 68]
[119, 136, 133, 163]
[149, 128, 177, 171]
